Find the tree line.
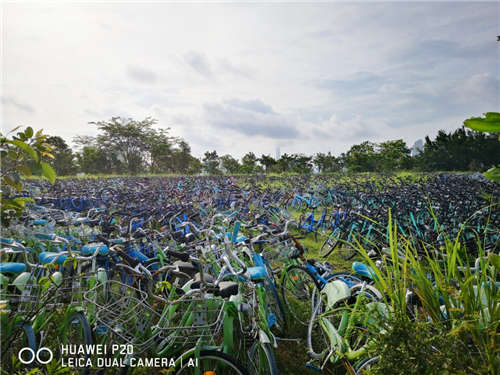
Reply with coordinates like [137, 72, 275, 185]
[44, 116, 499, 176]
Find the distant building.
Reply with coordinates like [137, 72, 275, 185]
[276, 147, 281, 160]
[411, 139, 423, 157]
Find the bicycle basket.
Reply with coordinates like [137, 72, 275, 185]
[83, 279, 161, 353]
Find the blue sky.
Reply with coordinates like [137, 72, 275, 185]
[2, 1, 498, 158]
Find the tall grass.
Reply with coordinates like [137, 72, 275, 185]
[353, 210, 499, 374]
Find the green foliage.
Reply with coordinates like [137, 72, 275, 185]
[464, 112, 500, 133]
[369, 316, 489, 375]
[416, 127, 499, 172]
[356, 212, 500, 375]
[1, 126, 56, 225]
[46, 136, 77, 176]
[258, 154, 277, 173]
[463, 112, 500, 182]
[240, 152, 258, 174]
[313, 152, 342, 173]
[220, 154, 241, 174]
[73, 117, 201, 175]
[345, 141, 379, 172]
[202, 150, 222, 175]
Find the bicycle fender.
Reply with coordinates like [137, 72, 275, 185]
[12, 272, 32, 292]
[50, 271, 63, 287]
[97, 268, 107, 284]
[321, 317, 343, 351]
[322, 280, 350, 308]
[0, 273, 8, 288]
[259, 329, 271, 344]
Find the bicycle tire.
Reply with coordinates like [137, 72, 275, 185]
[281, 266, 321, 326]
[247, 341, 278, 375]
[320, 227, 342, 258]
[1, 322, 37, 371]
[355, 355, 379, 374]
[336, 234, 357, 260]
[264, 277, 287, 334]
[263, 262, 287, 334]
[307, 282, 382, 361]
[175, 350, 250, 375]
[65, 312, 93, 375]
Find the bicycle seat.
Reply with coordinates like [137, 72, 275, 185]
[0, 237, 14, 245]
[81, 243, 109, 256]
[216, 281, 239, 298]
[39, 252, 68, 265]
[173, 261, 197, 277]
[352, 261, 377, 280]
[191, 272, 216, 289]
[246, 266, 267, 281]
[35, 233, 57, 241]
[31, 219, 48, 225]
[0, 262, 27, 274]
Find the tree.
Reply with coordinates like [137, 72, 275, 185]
[1, 126, 56, 225]
[46, 136, 76, 175]
[345, 141, 378, 172]
[186, 156, 202, 175]
[259, 154, 277, 173]
[415, 127, 500, 172]
[378, 140, 411, 171]
[240, 152, 258, 174]
[290, 154, 313, 173]
[90, 117, 158, 174]
[220, 154, 240, 174]
[276, 153, 294, 173]
[463, 112, 500, 181]
[149, 128, 174, 173]
[313, 152, 341, 173]
[173, 140, 194, 174]
[202, 150, 221, 175]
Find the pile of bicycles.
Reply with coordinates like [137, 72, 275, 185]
[1, 173, 498, 374]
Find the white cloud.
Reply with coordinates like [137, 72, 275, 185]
[1, 2, 498, 157]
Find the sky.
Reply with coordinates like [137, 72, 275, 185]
[1, 1, 499, 158]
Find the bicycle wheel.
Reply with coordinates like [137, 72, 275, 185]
[176, 350, 250, 375]
[263, 264, 287, 334]
[281, 266, 320, 326]
[247, 341, 278, 375]
[1, 322, 37, 371]
[320, 227, 342, 258]
[355, 355, 379, 374]
[306, 298, 332, 359]
[100, 188, 118, 204]
[63, 312, 93, 375]
[336, 233, 357, 261]
[307, 282, 382, 361]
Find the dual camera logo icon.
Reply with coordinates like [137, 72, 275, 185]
[18, 347, 53, 365]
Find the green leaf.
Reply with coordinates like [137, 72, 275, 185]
[3, 176, 22, 191]
[463, 112, 500, 133]
[12, 197, 33, 208]
[489, 253, 500, 270]
[10, 139, 39, 162]
[25, 126, 33, 138]
[40, 161, 56, 184]
[483, 166, 500, 182]
[16, 165, 32, 176]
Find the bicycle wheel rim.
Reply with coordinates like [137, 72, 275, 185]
[247, 342, 278, 375]
[1, 322, 37, 371]
[281, 266, 320, 326]
[355, 355, 379, 374]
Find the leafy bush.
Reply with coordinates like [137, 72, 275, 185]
[354, 211, 500, 374]
[1, 126, 56, 225]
